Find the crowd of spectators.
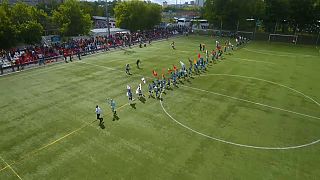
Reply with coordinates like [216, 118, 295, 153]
[0, 27, 187, 75]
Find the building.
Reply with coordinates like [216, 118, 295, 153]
[195, 0, 204, 7]
[191, 19, 209, 29]
[190, 1, 195, 5]
[90, 28, 130, 37]
[162, 1, 168, 7]
[177, 18, 191, 27]
[92, 16, 116, 29]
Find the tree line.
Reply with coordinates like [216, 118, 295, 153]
[0, 0, 161, 49]
[204, 0, 320, 33]
[1, 0, 319, 49]
[114, 1, 161, 31]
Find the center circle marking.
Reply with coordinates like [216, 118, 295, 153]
[159, 73, 320, 150]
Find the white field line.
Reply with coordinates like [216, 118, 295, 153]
[80, 64, 320, 120]
[199, 74, 320, 107]
[243, 48, 318, 58]
[0, 62, 67, 78]
[0, 156, 22, 180]
[77, 61, 150, 79]
[15, 61, 320, 150]
[229, 57, 276, 64]
[181, 84, 320, 120]
[0, 36, 179, 79]
[248, 48, 319, 57]
[160, 97, 320, 150]
[159, 73, 320, 150]
[76, 61, 118, 71]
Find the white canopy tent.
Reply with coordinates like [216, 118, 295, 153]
[90, 28, 130, 36]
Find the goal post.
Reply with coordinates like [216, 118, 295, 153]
[269, 34, 298, 44]
[236, 31, 254, 40]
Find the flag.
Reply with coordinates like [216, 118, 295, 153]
[179, 61, 185, 67]
[173, 65, 177, 71]
[141, 77, 146, 84]
[152, 70, 158, 77]
[161, 68, 166, 79]
[136, 84, 141, 94]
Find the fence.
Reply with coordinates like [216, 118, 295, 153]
[192, 29, 320, 46]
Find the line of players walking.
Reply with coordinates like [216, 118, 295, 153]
[96, 36, 249, 125]
[126, 37, 249, 102]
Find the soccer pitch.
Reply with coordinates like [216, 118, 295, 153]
[0, 35, 320, 179]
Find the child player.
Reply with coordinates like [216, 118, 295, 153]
[106, 98, 117, 120]
[148, 83, 153, 98]
[171, 41, 175, 50]
[136, 83, 144, 98]
[125, 64, 131, 75]
[126, 85, 134, 103]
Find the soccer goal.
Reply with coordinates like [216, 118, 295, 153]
[237, 31, 254, 40]
[269, 34, 298, 44]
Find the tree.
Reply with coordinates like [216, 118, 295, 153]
[204, 0, 320, 33]
[10, 2, 45, 44]
[36, 0, 60, 16]
[0, 2, 17, 49]
[114, 1, 161, 31]
[20, 21, 44, 44]
[145, 3, 162, 30]
[0, 1, 45, 47]
[79, 1, 106, 17]
[289, 0, 316, 31]
[316, 0, 320, 21]
[53, 0, 92, 36]
[204, 0, 262, 30]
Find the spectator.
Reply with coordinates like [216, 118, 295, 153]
[0, 27, 181, 75]
[0, 58, 3, 75]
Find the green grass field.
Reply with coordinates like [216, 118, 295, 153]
[1, 35, 320, 179]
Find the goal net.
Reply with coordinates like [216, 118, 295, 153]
[237, 31, 254, 40]
[269, 34, 298, 44]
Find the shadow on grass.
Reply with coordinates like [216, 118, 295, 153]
[139, 96, 146, 104]
[130, 103, 136, 109]
[113, 114, 120, 121]
[99, 122, 105, 129]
